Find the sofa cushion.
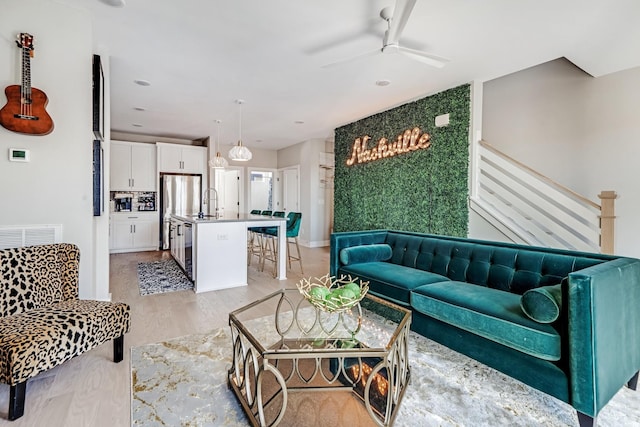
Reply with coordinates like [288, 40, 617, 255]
[339, 244, 392, 266]
[520, 284, 563, 323]
[339, 262, 449, 306]
[411, 281, 561, 361]
[383, 232, 604, 294]
[0, 299, 130, 385]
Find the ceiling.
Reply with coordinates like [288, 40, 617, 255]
[58, 0, 640, 150]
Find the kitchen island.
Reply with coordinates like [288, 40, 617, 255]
[171, 214, 288, 293]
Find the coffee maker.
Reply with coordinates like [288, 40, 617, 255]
[114, 194, 132, 212]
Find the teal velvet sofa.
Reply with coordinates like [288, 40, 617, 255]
[330, 230, 640, 426]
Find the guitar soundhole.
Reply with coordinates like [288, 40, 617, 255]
[14, 114, 39, 121]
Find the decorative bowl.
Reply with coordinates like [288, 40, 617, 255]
[296, 274, 369, 313]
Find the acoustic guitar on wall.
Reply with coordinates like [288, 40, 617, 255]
[0, 33, 54, 135]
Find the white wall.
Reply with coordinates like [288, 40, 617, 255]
[468, 209, 516, 243]
[0, 0, 97, 298]
[482, 58, 640, 257]
[219, 144, 277, 169]
[278, 139, 329, 247]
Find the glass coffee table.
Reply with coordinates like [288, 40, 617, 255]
[228, 288, 411, 426]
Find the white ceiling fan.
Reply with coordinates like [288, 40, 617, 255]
[323, 0, 449, 69]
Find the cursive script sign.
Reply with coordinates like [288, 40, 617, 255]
[346, 127, 431, 166]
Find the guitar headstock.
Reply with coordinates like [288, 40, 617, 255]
[16, 33, 35, 56]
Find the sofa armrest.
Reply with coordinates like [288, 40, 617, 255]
[567, 257, 640, 418]
[330, 230, 388, 276]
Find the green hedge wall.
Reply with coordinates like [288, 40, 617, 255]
[334, 84, 470, 236]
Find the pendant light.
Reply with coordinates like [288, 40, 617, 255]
[208, 119, 228, 169]
[228, 99, 253, 161]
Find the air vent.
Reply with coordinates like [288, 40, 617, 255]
[0, 225, 63, 249]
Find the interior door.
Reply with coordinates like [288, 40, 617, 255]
[283, 168, 299, 213]
[223, 169, 240, 218]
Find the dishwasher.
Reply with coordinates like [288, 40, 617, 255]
[184, 222, 194, 282]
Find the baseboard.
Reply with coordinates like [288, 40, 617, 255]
[307, 240, 329, 248]
[299, 239, 329, 248]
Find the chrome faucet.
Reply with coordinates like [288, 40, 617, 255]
[200, 187, 219, 219]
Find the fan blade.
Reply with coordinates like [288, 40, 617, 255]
[386, 0, 417, 45]
[305, 22, 380, 55]
[321, 48, 381, 69]
[398, 46, 449, 68]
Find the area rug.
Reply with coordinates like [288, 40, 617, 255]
[136, 259, 193, 296]
[131, 324, 640, 427]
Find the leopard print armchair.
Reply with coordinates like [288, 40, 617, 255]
[0, 243, 130, 421]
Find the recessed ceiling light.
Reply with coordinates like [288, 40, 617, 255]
[99, 0, 126, 7]
[294, 120, 304, 124]
[132, 123, 143, 127]
[133, 107, 146, 111]
[134, 79, 151, 86]
[375, 79, 391, 86]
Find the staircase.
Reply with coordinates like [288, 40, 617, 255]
[470, 140, 616, 253]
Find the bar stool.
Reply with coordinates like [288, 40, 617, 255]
[259, 211, 285, 271]
[261, 212, 303, 276]
[249, 210, 275, 268]
[284, 212, 303, 274]
[247, 210, 263, 266]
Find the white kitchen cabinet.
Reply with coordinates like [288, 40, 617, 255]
[110, 141, 156, 191]
[110, 212, 158, 253]
[157, 143, 206, 174]
[170, 217, 186, 267]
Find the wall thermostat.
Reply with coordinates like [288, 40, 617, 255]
[9, 148, 30, 162]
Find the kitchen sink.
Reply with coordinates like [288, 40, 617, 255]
[190, 214, 219, 220]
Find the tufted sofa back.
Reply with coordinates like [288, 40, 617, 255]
[0, 243, 79, 317]
[384, 232, 604, 294]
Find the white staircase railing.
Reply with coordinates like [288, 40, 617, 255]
[471, 140, 616, 253]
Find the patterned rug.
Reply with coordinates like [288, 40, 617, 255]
[136, 259, 193, 296]
[131, 317, 640, 426]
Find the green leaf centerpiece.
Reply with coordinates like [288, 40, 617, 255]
[297, 274, 369, 313]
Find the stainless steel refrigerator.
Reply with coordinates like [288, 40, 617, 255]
[160, 174, 202, 249]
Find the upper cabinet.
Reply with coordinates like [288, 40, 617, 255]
[111, 141, 157, 191]
[157, 143, 206, 174]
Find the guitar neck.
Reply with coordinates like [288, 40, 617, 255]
[21, 41, 32, 102]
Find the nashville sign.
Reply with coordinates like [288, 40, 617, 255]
[346, 127, 431, 166]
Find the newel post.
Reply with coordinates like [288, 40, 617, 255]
[598, 191, 617, 254]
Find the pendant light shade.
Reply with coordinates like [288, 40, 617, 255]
[228, 140, 252, 162]
[228, 99, 252, 162]
[210, 152, 229, 169]
[209, 119, 228, 169]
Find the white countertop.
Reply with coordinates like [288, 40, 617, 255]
[172, 214, 287, 224]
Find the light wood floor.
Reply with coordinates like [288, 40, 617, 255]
[0, 246, 330, 427]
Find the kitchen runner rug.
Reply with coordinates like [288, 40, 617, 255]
[131, 322, 639, 426]
[136, 259, 193, 296]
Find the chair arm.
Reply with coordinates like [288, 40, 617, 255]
[329, 230, 388, 276]
[567, 257, 640, 417]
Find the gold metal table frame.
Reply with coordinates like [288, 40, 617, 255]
[228, 289, 411, 426]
